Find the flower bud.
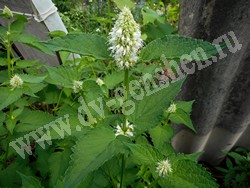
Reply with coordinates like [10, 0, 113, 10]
[72, 80, 83, 93]
[10, 75, 23, 89]
[3, 6, 13, 18]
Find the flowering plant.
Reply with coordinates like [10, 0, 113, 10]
[0, 4, 222, 187]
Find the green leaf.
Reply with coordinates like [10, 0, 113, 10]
[141, 7, 164, 25]
[15, 59, 39, 68]
[104, 71, 124, 89]
[44, 33, 109, 60]
[0, 113, 6, 124]
[0, 70, 8, 83]
[0, 58, 7, 66]
[49, 149, 72, 187]
[112, 0, 135, 10]
[6, 119, 16, 134]
[64, 127, 116, 187]
[149, 125, 175, 155]
[35, 146, 53, 178]
[140, 35, 220, 62]
[10, 15, 27, 35]
[159, 160, 218, 188]
[23, 83, 47, 97]
[45, 66, 80, 87]
[143, 20, 176, 42]
[127, 143, 162, 165]
[0, 159, 33, 187]
[128, 79, 184, 131]
[0, 26, 7, 39]
[0, 88, 23, 111]
[169, 109, 195, 132]
[15, 34, 54, 55]
[19, 74, 47, 83]
[15, 108, 55, 132]
[176, 100, 194, 114]
[18, 172, 43, 188]
[83, 79, 103, 103]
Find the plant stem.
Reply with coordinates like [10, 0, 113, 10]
[120, 69, 129, 188]
[7, 20, 11, 79]
[122, 69, 129, 129]
[53, 88, 63, 112]
[120, 154, 126, 188]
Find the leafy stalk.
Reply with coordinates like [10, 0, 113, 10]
[6, 20, 11, 79]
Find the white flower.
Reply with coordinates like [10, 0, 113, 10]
[167, 103, 177, 113]
[156, 159, 173, 177]
[96, 78, 104, 86]
[10, 75, 23, 89]
[96, 28, 100, 33]
[72, 80, 83, 93]
[115, 120, 134, 137]
[108, 7, 143, 69]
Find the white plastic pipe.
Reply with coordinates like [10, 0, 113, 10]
[31, 0, 81, 62]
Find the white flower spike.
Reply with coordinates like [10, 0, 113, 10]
[72, 80, 83, 93]
[10, 75, 23, 89]
[167, 103, 177, 113]
[115, 120, 134, 137]
[108, 7, 143, 69]
[156, 159, 173, 177]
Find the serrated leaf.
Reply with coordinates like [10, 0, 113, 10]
[141, 7, 164, 25]
[143, 20, 176, 42]
[0, 88, 23, 111]
[0, 70, 8, 83]
[24, 83, 47, 94]
[64, 127, 116, 187]
[15, 108, 55, 132]
[15, 34, 54, 55]
[44, 33, 109, 60]
[127, 143, 162, 165]
[15, 59, 39, 68]
[0, 113, 6, 124]
[6, 119, 16, 134]
[83, 79, 102, 103]
[45, 66, 80, 87]
[169, 108, 195, 132]
[128, 79, 184, 131]
[49, 149, 72, 186]
[19, 74, 47, 83]
[0, 58, 7, 66]
[149, 125, 174, 155]
[104, 71, 124, 89]
[0, 159, 33, 187]
[18, 172, 43, 188]
[10, 15, 27, 35]
[159, 160, 218, 188]
[35, 146, 53, 178]
[176, 100, 194, 114]
[112, 0, 135, 10]
[140, 35, 220, 62]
